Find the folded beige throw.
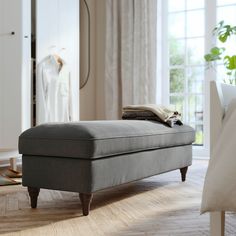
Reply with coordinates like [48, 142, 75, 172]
[122, 104, 182, 127]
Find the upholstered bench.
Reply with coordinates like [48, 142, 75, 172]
[19, 120, 195, 215]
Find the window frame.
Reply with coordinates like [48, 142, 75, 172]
[160, 0, 218, 158]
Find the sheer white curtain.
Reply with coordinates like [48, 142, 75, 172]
[105, 0, 157, 119]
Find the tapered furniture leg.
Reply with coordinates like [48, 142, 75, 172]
[79, 193, 93, 216]
[210, 212, 225, 236]
[28, 187, 40, 208]
[180, 167, 188, 182]
[10, 157, 17, 171]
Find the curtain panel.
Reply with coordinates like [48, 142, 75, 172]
[105, 0, 157, 119]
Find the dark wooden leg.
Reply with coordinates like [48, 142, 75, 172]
[28, 187, 40, 208]
[180, 167, 188, 182]
[79, 193, 93, 216]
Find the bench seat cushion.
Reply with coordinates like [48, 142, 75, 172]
[19, 120, 195, 159]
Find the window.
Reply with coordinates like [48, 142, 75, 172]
[160, 0, 236, 157]
[162, 0, 205, 153]
[216, 0, 236, 81]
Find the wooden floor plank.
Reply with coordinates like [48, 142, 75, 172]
[0, 160, 235, 235]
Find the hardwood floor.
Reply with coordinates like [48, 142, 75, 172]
[0, 160, 236, 236]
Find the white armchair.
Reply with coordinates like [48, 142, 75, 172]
[210, 81, 236, 236]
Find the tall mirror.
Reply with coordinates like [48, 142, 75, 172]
[80, 0, 90, 89]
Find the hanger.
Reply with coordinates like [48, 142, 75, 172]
[49, 46, 66, 69]
[53, 54, 63, 67]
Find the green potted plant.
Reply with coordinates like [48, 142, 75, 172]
[204, 21, 236, 85]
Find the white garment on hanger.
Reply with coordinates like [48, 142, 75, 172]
[36, 55, 72, 125]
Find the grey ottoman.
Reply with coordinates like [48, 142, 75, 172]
[19, 120, 195, 215]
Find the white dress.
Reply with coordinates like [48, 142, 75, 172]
[36, 55, 72, 125]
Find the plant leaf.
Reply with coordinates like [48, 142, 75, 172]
[224, 55, 236, 70]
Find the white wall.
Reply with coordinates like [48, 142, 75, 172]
[80, 0, 107, 120]
[80, 0, 96, 120]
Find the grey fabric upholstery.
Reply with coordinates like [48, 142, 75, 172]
[19, 120, 195, 159]
[22, 145, 192, 193]
[21, 120, 194, 215]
